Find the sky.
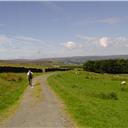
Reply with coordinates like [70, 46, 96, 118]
[0, 1, 128, 59]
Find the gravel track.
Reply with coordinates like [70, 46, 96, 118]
[1, 73, 75, 128]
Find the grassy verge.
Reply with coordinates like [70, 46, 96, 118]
[48, 71, 128, 128]
[0, 73, 27, 121]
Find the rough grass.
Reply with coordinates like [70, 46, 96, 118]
[0, 73, 27, 120]
[48, 71, 128, 128]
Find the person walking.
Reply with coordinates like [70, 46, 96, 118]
[27, 70, 33, 87]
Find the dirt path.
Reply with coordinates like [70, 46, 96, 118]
[1, 73, 75, 128]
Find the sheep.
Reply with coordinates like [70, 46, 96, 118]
[121, 81, 126, 85]
[120, 81, 127, 91]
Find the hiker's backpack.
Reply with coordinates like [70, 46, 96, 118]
[29, 72, 33, 79]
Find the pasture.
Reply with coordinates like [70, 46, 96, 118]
[48, 71, 128, 128]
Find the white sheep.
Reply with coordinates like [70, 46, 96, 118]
[121, 81, 126, 85]
[120, 81, 127, 91]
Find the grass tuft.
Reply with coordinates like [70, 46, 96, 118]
[93, 92, 118, 100]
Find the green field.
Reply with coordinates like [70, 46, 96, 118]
[0, 73, 28, 119]
[48, 71, 128, 128]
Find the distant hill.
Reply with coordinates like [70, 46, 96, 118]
[55, 55, 128, 64]
[1, 55, 128, 65]
[40, 55, 128, 64]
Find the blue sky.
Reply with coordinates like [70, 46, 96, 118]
[0, 1, 128, 59]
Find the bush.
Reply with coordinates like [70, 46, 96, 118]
[94, 92, 118, 100]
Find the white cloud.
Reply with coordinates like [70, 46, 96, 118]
[1, 33, 128, 59]
[99, 37, 109, 48]
[64, 41, 77, 49]
[0, 35, 10, 44]
[0, 35, 50, 59]
[74, 35, 128, 56]
[77, 35, 109, 48]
